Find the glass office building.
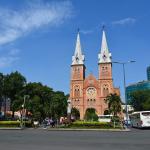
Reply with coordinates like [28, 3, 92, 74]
[126, 80, 150, 102]
[147, 66, 150, 81]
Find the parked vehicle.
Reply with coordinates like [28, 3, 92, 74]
[98, 115, 113, 122]
[130, 111, 150, 128]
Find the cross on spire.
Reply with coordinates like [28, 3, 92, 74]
[102, 25, 105, 30]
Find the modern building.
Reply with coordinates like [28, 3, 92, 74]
[126, 80, 150, 102]
[147, 66, 150, 81]
[0, 98, 11, 116]
[126, 65, 150, 102]
[69, 29, 120, 119]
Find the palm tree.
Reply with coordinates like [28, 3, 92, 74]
[105, 93, 122, 117]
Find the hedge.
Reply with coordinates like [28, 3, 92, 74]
[0, 121, 32, 127]
[69, 121, 113, 129]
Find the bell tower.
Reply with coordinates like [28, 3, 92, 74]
[70, 31, 85, 119]
[98, 28, 114, 114]
[98, 28, 112, 80]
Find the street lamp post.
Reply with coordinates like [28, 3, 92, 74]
[113, 61, 135, 126]
[67, 99, 72, 123]
[21, 95, 29, 128]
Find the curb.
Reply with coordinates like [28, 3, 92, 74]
[0, 128, 22, 130]
[47, 128, 131, 132]
[0, 127, 131, 132]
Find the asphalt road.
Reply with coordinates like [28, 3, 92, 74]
[0, 128, 150, 150]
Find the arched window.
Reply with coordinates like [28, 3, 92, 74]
[104, 109, 109, 115]
[103, 84, 109, 97]
[74, 85, 80, 98]
[74, 89, 77, 97]
[77, 89, 80, 97]
[105, 88, 109, 96]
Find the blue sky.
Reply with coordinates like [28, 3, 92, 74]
[0, 0, 150, 100]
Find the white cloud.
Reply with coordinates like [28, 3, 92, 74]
[0, 56, 19, 68]
[112, 17, 136, 25]
[0, 0, 73, 45]
[0, 48, 20, 68]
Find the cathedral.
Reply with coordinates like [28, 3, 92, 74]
[69, 29, 120, 119]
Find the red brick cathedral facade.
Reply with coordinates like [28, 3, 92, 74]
[69, 29, 120, 119]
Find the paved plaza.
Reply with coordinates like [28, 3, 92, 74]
[0, 129, 150, 150]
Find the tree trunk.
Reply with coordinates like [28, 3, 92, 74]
[12, 110, 15, 118]
[0, 97, 2, 112]
[4, 96, 7, 118]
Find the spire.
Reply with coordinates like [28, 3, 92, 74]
[98, 27, 111, 63]
[72, 30, 85, 65]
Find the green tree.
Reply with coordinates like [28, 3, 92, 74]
[0, 71, 68, 122]
[23, 83, 68, 121]
[84, 108, 98, 121]
[50, 91, 68, 119]
[11, 97, 23, 114]
[23, 82, 53, 121]
[105, 93, 122, 117]
[0, 73, 4, 113]
[31, 96, 43, 121]
[3, 71, 26, 117]
[129, 90, 150, 111]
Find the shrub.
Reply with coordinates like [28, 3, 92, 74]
[84, 108, 98, 121]
[0, 121, 20, 127]
[0, 120, 32, 127]
[70, 121, 113, 129]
